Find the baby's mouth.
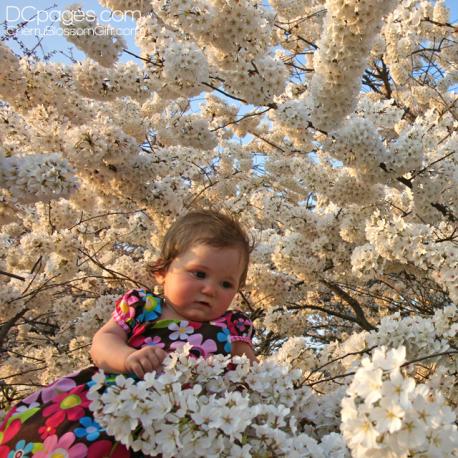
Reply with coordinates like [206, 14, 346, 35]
[196, 300, 210, 307]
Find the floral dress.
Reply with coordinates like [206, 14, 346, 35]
[0, 289, 255, 458]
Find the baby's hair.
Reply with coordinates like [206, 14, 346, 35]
[150, 209, 254, 287]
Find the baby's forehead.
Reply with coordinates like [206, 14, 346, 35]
[183, 242, 244, 258]
[181, 241, 246, 257]
[179, 243, 247, 269]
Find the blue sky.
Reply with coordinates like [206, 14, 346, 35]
[2, 1, 457, 63]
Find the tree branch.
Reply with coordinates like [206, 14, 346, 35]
[0, 308, 28, 351]
[285, 303, 363, 324]
[0, 270, 25, 281]
[307, 349, 458, 387]
[320, 280, 376, 331]
[209, 107, 271, 132]
[201, 81, 248, 104]
[301, 346, 377, 385]
[273, 23, 318, 49]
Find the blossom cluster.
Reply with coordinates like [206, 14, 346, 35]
[341, 346, 457, 457]
[309, 0, 397, 131]
[366, 305, 458, 394]
[382, 1, 452, 86]
[74, 60, 153, 101]
[61, 5, 126, 67]
[362, 212, 458, 303]
[222, 54, 288, 106]
[152, 0, 274, 59]
[0, 152, 79, 204]
[0, 43, 26, 99]
[328, 117, 388, 181]
[89, 344, 349, 457]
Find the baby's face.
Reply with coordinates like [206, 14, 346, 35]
[155, 243, 244, 322]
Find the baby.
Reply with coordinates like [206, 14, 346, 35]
[0, 209, 256, 456]
[91, 209, 257, 377]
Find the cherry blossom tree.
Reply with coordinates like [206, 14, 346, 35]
[0, 0, 457, 456]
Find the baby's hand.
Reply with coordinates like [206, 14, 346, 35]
[124, 346, 168, 378]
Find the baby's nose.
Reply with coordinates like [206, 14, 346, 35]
[201, 281, 216, 295]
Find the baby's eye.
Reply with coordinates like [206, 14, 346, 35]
[193, 271, 206, 279]
[222, 281, 234, 289]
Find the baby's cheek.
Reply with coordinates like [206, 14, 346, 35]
[180, 276, 195, 288]
[224, 291, 237, 304]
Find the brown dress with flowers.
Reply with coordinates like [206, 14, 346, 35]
[0, 289, 254, 458]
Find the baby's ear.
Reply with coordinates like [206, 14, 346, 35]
[154, 270, 166, 285]
[149, 259, 167, 284]
[152, 260, 167, 285]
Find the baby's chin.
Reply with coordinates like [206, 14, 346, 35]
[164, 300, 230, 322]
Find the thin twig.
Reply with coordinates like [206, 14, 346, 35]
[209, 107, 271, 132]
[400, 350, 458, 367]
[201, 81, 248, 104]
[69, 209, 147, 230]
[307, 349, 458, 387]
[0, 270, 25, 281]
[302, 346, 377, 384]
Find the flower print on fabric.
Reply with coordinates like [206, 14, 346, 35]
[42, 385, 90, 428]
[210, 315, 229, 329]
[170, 333, 217, 358]
[0, 419, 21, 457]
[74, 417, 103, 442]
[144, 335, 165, 349]
[38, 424, 56, 440]
[187, 321, 203, 331]
[6, 439, 33, 458]
[5, 414, 40, 438]
[232, 315, 251, 335]
[128, 323, 148, 347]
[135, 291, 162, 324]
[5, 404, 40, 430]
[14, 403, 40, 413]
[22, 377, 76, 406]
[225, 311, 255, 346]
[168, 321, 194, 341]
[217, 328, 232, 353]
[32, 432, 87, 458]
[211, 311, 255, 346]
[87, 440, 130, 458]
[112, 289, 142, 331]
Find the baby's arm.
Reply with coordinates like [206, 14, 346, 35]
[231, 341, 257, 363]
[91, 318, 167, 378]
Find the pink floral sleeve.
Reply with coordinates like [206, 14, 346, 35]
[112, 289, 162, 332]
[112, 290, 142, 331]
[225, 310, 255, 346]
